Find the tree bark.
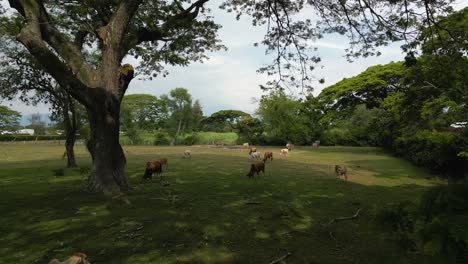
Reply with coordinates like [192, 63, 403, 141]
[171, 119, 183, 146]
[62, 95, 78, 168]
[86, 91, 128, 195]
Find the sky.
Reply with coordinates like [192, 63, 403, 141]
[1, 0, 467, 119]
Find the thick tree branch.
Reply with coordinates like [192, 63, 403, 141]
[8, 0, 99, 90]
[122, 0, 210, 53]
[15, 26, 90, 104]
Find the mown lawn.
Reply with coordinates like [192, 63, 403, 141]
[0, 143, 444, 263]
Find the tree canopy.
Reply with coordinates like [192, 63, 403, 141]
[0, 105, 21, 131]
[121, 94, 168, 131]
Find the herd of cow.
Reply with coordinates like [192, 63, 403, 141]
[142, 143, 348, 181]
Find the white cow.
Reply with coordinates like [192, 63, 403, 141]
[251, 152, 261, 159]
[183, 149, 192, 158]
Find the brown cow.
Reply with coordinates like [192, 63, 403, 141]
[143, 161, 163, 180]
[264, 151, 273, 162]
[246, 161, 265, 178]
[157, 157, 168, 171]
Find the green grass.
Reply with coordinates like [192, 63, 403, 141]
[0, 143, 448, 263]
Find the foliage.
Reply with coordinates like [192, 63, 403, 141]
[121, 94, 168, 132]
[183, 134, 195, 145]
[161, 88, 195, 143]
[392, 131, 468, 178]
[0, 105, 21, 131]
[374, 183, 468, 263]
[419, 183, 468, 221]
[153, 131, 170, 146]
[126, 127, 143, 145]
[52, 168, 65, 177]
[320, 105, 397, 147]
[256, 91, 311, 144]
[222, 0, 457, 91]
[316, 62, 405, 120]
[192, 99, 204, 132]
[193, 132, 238, 145]
[235, 116, 264, 145]
[0, 134, 69, 141]
[201, 110, 250, 132]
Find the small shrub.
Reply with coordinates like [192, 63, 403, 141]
[417, 218, 467, 263]
[126, 127, 143, 145]
[183, 135, 195, 145]
[79, 166, 92, 176]
[153, 132, 169, 145]
[420, 183, 468, 221]
[52, 168, 65, 177]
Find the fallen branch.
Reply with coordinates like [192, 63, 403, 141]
[270, 251, 291, 264]
[328, 208, 362, 225]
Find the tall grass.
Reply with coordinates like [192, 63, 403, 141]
[120, 131, 238, 145]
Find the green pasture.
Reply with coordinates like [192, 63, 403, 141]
[0, 143, 446, 263]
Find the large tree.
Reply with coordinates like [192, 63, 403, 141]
[161, 87, 194, 145]
[0, 105, 21, 132]
[0, 0, 223, 194]
[201, 110, 250, 132]
[121, 94, 168, 132]
[257, 91, 312, 144]
[0, 30, 85, 167]
[0, 0, 459, 194]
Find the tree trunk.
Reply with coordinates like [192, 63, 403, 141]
[65, 132, 77, 168]
[86, 93, 128, 195]
[62, 95, 78, 168]
[171, 119, 183, 146]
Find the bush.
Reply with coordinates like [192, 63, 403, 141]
[392, 131, 468, 178]
[52, 168, 65, 177]
[419, 183, 468, 221]
[153, 132, 170, 145]
[417, 218, 467, 263]
[0, 134, 67, 141]
[320, 127, 356, 146]
[126, 127, 143, 145]
[193, 132, 238, 145]
[183, 135, 195, 145]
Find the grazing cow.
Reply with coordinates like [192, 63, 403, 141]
[251, 152, 261, 159]
[280, 148, 289, 156]
[157, 157, 168, 171]
[49, 252, 90, 264]
[242, 143, 250, 148]
[143, 161, 163, 180]
[183, 149, 192, 158]
[264, 151, 273, 162]
[248, 147, 257, 155]
[246, 161, 265, 178]
[335, 165, 348, 180]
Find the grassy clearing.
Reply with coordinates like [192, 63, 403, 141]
[0, 143, 446, 263]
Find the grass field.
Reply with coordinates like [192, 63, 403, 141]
[0, 143, 445, 263]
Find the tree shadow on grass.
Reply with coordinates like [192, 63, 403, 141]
[0, 153, 436, 264]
